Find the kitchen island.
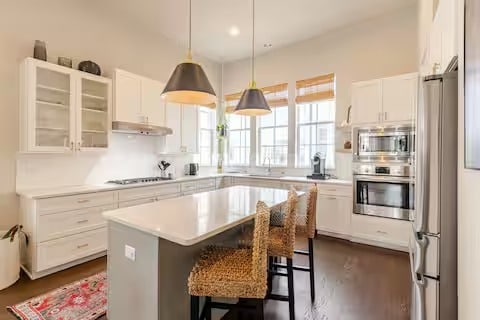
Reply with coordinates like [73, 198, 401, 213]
[102, 185, 302, 320]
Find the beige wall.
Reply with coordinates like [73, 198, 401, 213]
[223, 5, 419, 126]
[0, 1, 220, 228]
[457, 0, 480, 318]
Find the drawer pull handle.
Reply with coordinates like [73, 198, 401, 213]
[327, 197, 337, 200]
[376, 230, 388, 235]
[76, 219, 89, 224]
[77, 243, 89, 249]
[77, 199, 90, 204]
[326, 189, 337, 192]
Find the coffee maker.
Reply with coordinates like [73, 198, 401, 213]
[307, 152, 330, 180]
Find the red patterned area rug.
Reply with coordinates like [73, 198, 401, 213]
[7, 272, 107, 320]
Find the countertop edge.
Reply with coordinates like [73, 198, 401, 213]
[17, 174, 352, 199]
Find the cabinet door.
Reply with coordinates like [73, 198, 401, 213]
[114, 70, 142, 123]
[316, 195, 351, 236]
[439, 0, 457, 71]
[351, 80, 382, 125]
[382, 74, 418, 123]
[429, 13, 443, 74]
[164, 103, 182, 153]
[141, 78, 165, 126]
[27, 60, 76, 152]
[77, 75, 111, 151]
[181, 106, 199, 153]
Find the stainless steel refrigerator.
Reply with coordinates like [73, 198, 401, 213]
[410, 68, 458, 320]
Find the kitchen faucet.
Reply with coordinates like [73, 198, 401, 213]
[263, 156, 272, 175]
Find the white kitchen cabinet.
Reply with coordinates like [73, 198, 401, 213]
[164, 103, 199, 153]
[113, 69, 166, 126]
[20, 58, 111, 153]
[351, 80, 382, 125]
[351, 73, 418, 126]
[382, 73, 418, 123]
[316, 195, 352, 237]
[181, 106, 199, 153]
[350, 214, 410, 251]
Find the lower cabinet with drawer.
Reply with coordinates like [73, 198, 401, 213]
[350, 214, 410, 251]
[316, 194, 352, 239]
[19, 192, 115, 279]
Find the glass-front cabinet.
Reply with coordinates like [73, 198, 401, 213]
[20, 58, 111, 153]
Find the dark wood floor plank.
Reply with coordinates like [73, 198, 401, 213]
[0, 236, 410, 320]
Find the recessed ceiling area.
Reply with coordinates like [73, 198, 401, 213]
[101, 0, 417, 62]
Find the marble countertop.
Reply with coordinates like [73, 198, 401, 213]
[17, 173, 351, 199]
[103, 185, 300, 246]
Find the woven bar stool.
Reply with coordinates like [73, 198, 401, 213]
[266, 188, 299, 320]
[275, 184, 318, 302]
[188, 201, 271, 320]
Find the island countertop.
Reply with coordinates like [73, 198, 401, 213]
[103, 185, 301, 246]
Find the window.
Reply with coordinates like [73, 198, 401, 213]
[258, 107, 289, 166]
[198, 106, 216, 166]
[257, 83, 289, 167]
[225, 92, 251, 166]
[295, 73, 336, 169]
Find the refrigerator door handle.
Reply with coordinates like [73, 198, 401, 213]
[414, 232, 428, 274]
[409, 236, 426, 320]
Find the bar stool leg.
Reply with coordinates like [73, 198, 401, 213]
[205, 297, 211, 320]
[191, 295, 199, 320]
[267, 256, 273, 295]
[308, 238, 315, 302]
[255, 298, 264, 320]
[287, 258, 295, 320]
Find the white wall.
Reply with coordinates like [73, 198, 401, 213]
[457, 0, 480, 318]
[0, 1, 220, 228]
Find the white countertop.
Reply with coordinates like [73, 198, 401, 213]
[16, 174, 351, 199]
[103, 186, 300, 246]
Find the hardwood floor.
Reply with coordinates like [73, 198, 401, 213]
[0, 236, 410, 320]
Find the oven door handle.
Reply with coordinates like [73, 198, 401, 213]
[353, 175, 414, 184]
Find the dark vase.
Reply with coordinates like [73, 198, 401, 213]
[78, 61, 101, 76]
[33, 40, 47, 61]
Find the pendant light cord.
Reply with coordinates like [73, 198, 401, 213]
[188, 0, 192, 60]
[251, 0, 255, 88]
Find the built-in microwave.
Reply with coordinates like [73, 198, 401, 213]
[353, 125, 415, 162]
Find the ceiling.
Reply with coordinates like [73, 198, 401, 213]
[103, 0, 417, 62]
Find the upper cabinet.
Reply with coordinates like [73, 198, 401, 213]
[163, 104, 199, 154]
[113, 69, 165, 126]
[20, 58, 111, 153]
[351, 73, 418, 126]
[421, 0, 458, 75]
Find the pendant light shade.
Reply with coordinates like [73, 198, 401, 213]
[234, 0, 271, 116]
[161, 0, 216, 105]
[235, 87, 271, 116]
[162, 61, 216, 105]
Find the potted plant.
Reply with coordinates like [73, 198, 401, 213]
[0, 225, 28, 290]
[216, 123, 228, 138]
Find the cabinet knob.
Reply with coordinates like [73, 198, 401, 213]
[77, 142, 81, 151]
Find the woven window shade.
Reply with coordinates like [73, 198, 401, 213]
[224, 92, 243, 113]
[260, 83, 288, 108]
[295, 73, 335, 104]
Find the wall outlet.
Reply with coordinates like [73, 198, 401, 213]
[124, 245, 136, 261]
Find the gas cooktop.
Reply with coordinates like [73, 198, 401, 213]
[106, 176, 173, 185]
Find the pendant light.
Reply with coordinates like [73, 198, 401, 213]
[161, 0, 216, 105]
[234, 0, 271, 116]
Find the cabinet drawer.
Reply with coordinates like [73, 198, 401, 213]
[36, 228, 106, 272]
[118, 197, 158, 208]
[37, 192, 115, 215]
[118, 184, 180, 201]
[181, 182, 197, 192]
[351, 214, 410, 247]
[317, 184, 351, 197]
[196, 179, 216, 190]
[38, 204, 113, 242]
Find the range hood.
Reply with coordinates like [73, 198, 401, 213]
[112, 121, 173, 136]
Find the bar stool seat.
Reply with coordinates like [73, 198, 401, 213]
[188, 247, 266, 299]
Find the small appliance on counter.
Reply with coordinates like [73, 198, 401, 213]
[184, 163, 199, 176]
[307, 152, 331, 180]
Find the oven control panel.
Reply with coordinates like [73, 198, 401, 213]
[352, 163, 414, 177]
